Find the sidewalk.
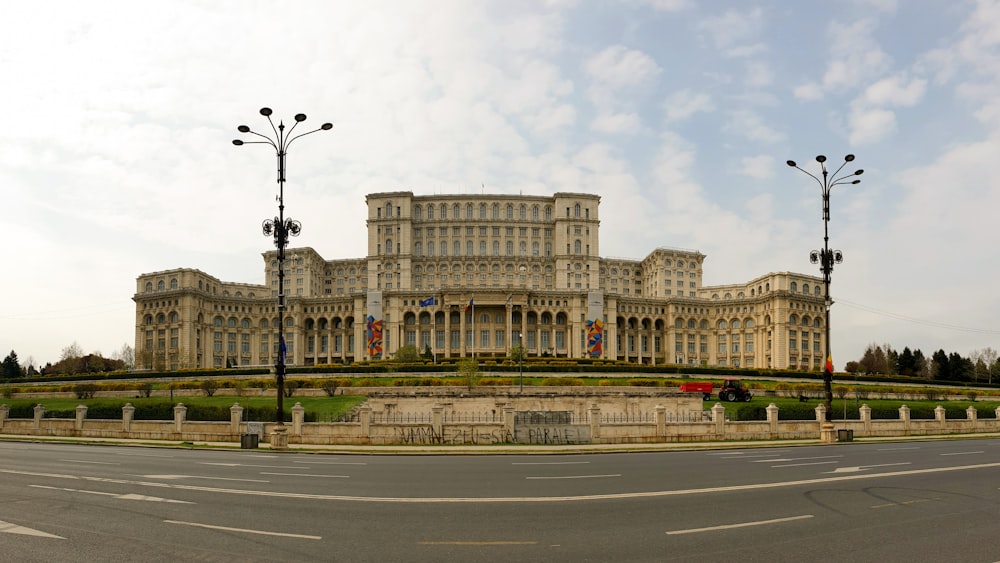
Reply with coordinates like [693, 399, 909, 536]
[3, 431, 999, 455]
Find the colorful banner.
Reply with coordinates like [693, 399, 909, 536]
[367, 315, 383, 359]
[586, 318, 604, 357]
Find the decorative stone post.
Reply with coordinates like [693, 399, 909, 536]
[711, 403, 726, 438]
[292, 402, 305, 436]
[33, 404, 45, 430]
[655, 405, 666, 437]
[995, 406, 1000, 420]
[173, 403, 187, 434]
[122, 403, 135, 433]
[230, 403, 243, 434]
[859, 404, 871, 435]
[589, 404, 601, 441]
[766, 403, 779, 436]
[75, 405, 88, 431]
[814, 404, 834, 443]
[0, 404, 8, 430]
[271, 425, 289, 449]
[934, 405, 947, 432]
[899, 405, 910, 435]
[966, 406, 977, 421]
[503, 405, 515, 442]
[360, 405, 372, 440]
[431, 404, 444, 443]
[814, 403, 827, 422]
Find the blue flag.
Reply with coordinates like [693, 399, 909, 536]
[419, 297, 436, 307]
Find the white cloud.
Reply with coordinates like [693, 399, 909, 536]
[739, 155, 773, 179]
[861, 73, 927, 107]
[584, 45, 662, 90]
[590, 112, 642, 134]
[696, 7, 765, 54]
[848, 107, 897, 144]
[793, 82, 824, 100]
[725, 110, 785, 143]
[663, 89, 714, 122]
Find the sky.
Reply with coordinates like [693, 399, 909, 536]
[3, 0, 1000, 370]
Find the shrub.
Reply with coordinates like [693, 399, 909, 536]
[627, 379, 660, 387]
[540, 377, 584, 386]
[138, 382, 153, 398]
[73, 383, 97, 399]
[200, 380, 219, 397]
[966, 391, 978, 402]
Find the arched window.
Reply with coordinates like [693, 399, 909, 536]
[414, 206, 422, 221]
[453, 203, 459, 218]
[506, 204, 513, 219]
[467, 204, 474, 218]
[574, 203, 581, 217]
[532, 205, 539, 220]
[169, 278, 178, 289]
[789, 314, 799, 325]
[427, 205, 434, 219]
[214, 316, 223, 327]
[385, 239, 393, 254]
[480, 204, 487, 219]
[144, 281, 152, 292]
[520, 205, 527, 219]
[170, 312, 179, 323]
[731, 320, 741, 329]
[157, 280, 164, 291]
[385, 202, 393, 218]
[574, 240, 582, 254]
[718, 320, 727, 329]
[156, 313, 165, 323]
[790, 281, 798, 293]
[242, 318, 250, 329]
[492, 203, 499, 219]
[675, 318, 683, 328]
[545, 206, 552, 220]
[440, 203, 446, 218]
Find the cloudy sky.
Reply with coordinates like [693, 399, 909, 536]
[3, 0, 1000, 369]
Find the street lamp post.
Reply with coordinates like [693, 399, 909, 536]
[787, 154, 862, 436]
[233, 107, 332, 427]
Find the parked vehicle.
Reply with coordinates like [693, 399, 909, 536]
[679, 379, 752, 402]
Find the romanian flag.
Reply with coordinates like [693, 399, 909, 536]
[465, 298, 474, 311]
[824, 354, 834, 375]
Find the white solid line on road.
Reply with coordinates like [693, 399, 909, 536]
[940, 451, 984, 456]
[0, 520, 65, 539]
[294, 460, 367, 465]
[418, 541, 538, 545]
[60, 459, 119, 465]
[163, 520, 321, 540]
[29, 485, 193, 504]
[260, 472, 349, 478]
[201, 463, 304, 469]
[114, 452, 176, 458]
[512, 461, 590, 465]
[877, 447, 920, 451]
[753, 455, 842, 463]
[666, 515, 813, 535]
[525, 474, 621, 480]
[141, 474, 269, 483]
[6, 462, 1000, 504]
[829, 463, 911, 474]
[772, 461, 840, 468]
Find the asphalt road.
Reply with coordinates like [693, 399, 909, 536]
[1, 439, 999, 562]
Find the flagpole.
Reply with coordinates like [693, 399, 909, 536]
[471, 297, 475, 359]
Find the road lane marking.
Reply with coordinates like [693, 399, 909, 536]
[260, 472, 349, 478]
[772, 461, 839, 468]
[525, 474, 621, 480]
[829, 463, 911, 474]
[6, 462, 1000, 504]
[877, 447, 919, 451]
[419, 540, 538, 546]
[142, 474, 269, 483]
[201, 463, 304, 469]
[0, 520, 64, 539]
[114, 453, 176, 458]
[666, 515, 813, 535]
[753, 455, 842, 463]
[512, 461, 590, 465]
[940, 451, 984, 456]
[60, 459, 119, 465]
[163, 520, 321, 540]
[29, 485, 194, 504]
[293, 460, 367, 465]
[871, 498, 937, 509]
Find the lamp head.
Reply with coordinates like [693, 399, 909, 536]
[232, 139, 243, 146]
[321, 122, 333, 130]
[786, 160, 797, 167]
[237, 125, 250, 133]
[259, 107, 273, 116]
[294, 113, 307, 122]
[855, 169, 864, 175]
[845, 154, 855, 162]
[815, 155, 827, 163]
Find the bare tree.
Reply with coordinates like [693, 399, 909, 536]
[113, 343, 135, 370]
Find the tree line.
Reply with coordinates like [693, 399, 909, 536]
[1, 342, 134, 379]
[845, 343, 999, 384]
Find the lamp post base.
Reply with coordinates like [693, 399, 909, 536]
[270, 425, 289, 450]
[820, 421, 836, 443]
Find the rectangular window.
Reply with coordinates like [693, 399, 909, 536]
[481, 330, 489, 348]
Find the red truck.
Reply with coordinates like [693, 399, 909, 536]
[680, 379, 752, 402]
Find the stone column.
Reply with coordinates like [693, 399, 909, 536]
[292, 402, 305, 436]
[173, 403, 187, 433]
[230, 403, 243, 434]
[33, 404, 45, 429]
[859, 404, 871, 435]
[935, 405, 947, 432]
[995, 406, 1000, 420]
[75, 405, 88, 431]
[899, 405, 910, 435]
[589, 404, 601, 441]
[0, 404, 8, 430]
[271, 425, 289, 449]
[432, 404, 443, 443]
[503, 405, 515, 442]
[814, 404, 827, 423]
[966, 406, 977, 421]
[655, 405, 666, 437]
[360, 405, 372, 439]
[711, 403, 726, 438]
[122, 403, 135, 433]
[766, 403, 779, 436]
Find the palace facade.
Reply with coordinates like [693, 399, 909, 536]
[134, 192, 828, 371]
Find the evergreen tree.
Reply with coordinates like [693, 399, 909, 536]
[1, 350, 21, 379]
[931, 349, 950, 380]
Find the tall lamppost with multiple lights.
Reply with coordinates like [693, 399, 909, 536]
[787, 154, 862, 438]
[233, 108, 332, 431]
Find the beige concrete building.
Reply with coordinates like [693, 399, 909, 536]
[134, 191, 827, 371]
